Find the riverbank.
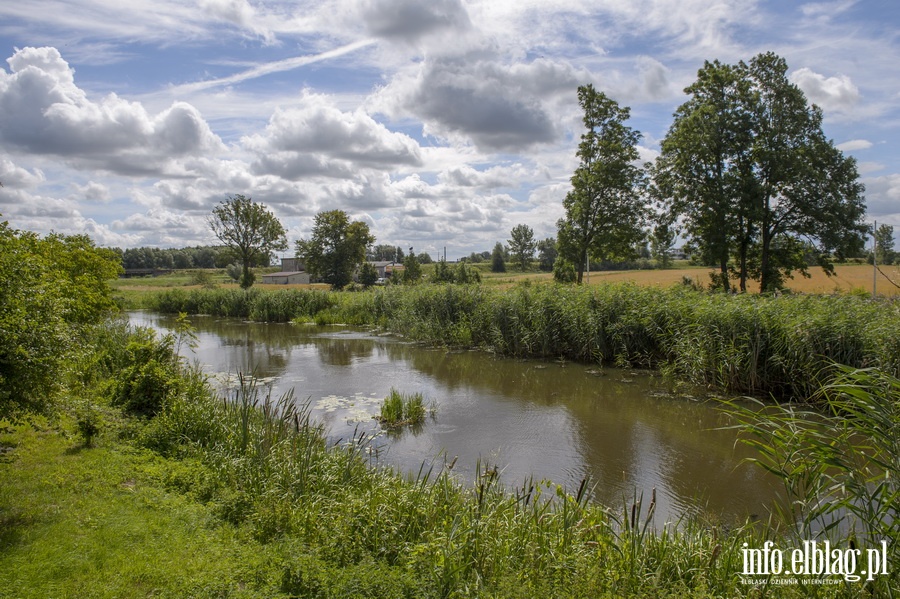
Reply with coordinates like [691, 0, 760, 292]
[2, 317, 896, 597]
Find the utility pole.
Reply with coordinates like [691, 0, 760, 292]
[873, 220, 877, 298]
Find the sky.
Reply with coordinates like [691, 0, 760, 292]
[1, 0, 899, 259]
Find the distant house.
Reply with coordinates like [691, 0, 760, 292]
[261, 271, 310, 285]
[261, 257, 310, 285]
[368, 261, 393, 278]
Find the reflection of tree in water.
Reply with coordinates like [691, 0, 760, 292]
[315, 338, 375, 366]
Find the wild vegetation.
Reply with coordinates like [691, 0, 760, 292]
[3, 217, 899, 596]
[377, 388, 427, 427]
[151, 282, 900, 401]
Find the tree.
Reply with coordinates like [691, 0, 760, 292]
[370, 244, 400, 261]
[297, 210, 374, 290]
[537, 237, 558, 272]
[557, 85, 647, 284]
[0, 222, 121, 417]
[650, 221, 676, 269]
[874, 224, 895, 265]
[654, 53, 866, 292]
[402, 249, 422, 284]
[507, 224, 536, 271]
[359, 261, 379, 288]
[209, 195, 287, 289]
[491, 242, 506, 273]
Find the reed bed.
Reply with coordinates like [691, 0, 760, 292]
[151, 283, 900, 401]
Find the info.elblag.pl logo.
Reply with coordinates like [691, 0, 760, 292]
[740, 540, 890, 585]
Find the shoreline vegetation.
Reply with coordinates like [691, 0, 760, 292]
[3, 253, 899, 596]
[150, 282, 900, 402]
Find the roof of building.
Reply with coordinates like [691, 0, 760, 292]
[263, 271, 307, 277]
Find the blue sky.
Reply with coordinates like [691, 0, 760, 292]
[1, 0, 898, 258]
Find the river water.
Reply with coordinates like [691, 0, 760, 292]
[130, 311, 780, 526]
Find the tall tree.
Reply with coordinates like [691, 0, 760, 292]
[297, 210, 374, 290]
[491, 242, 506, 273]
[557, 85, 647, 284]
[402, 250, 422, 284]
[209, 195, 287, 289]
[650, 221, 676, 269]
[654, 53, 866, 292]
[507, 224, 537, 271]
[874, 224, 896, 265]
[651, 60, 754, 291]
[537, 237, 558, 272]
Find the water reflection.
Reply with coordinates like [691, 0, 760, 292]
[130, 311, 778, 525]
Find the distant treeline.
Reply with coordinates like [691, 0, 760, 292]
[113, 245, 274, 270]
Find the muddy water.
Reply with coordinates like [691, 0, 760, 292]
[130, 311, 779, 525]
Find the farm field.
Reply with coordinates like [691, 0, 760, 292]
[113, 263, 900, 297]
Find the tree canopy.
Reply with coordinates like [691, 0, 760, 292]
[209, 195, 287, 289]
[508, 224, 536, 271]
[557, 85, 647, 284]
[653, 53, 867, 292]
[297, 210, 374, 290]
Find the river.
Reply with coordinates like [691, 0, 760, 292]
[130, 311, 779, 526]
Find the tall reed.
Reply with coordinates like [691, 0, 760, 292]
[150, 283, 900, 401]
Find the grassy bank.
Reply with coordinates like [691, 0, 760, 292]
[4, 319, 873, 598]
[150, 283, 900, 401]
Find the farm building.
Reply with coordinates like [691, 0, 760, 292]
[261, 271, 310, 285]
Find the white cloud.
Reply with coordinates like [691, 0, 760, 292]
[244, 92, 423, 181]
[837, 139, 873, 152]
[374, 50, 588, 151]
[0, 47, 224, 176]
[75, 181, 112, 203]
[791, 67, 860, 115]
[862, 173, 900, 217]
[0, 157, 44, 188]
[358, 0, 471, 43]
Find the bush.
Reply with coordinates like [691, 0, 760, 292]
[109, 331, 182, 417]
[0, 222, 120, 418]
[75, 402, 103, 447]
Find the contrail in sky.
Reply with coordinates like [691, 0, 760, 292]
[169, 38, 376, 94]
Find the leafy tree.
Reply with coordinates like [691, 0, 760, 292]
[654, 53, 866, 292]
[454, 261, 481, 284]
[553, 256, 576, 283]
[431, 259, 455, 283]
[209, 195, 287, 289]
[874, 224, 896, 265]
[537, 237, 558, 272]
[417, 252, 433, 264]
[557, 85, 647, 284]
[402, 250, 422, 284]
[650, 222, 676, 269]
[359, 261, 379, 287]
[297, 210, 375, 290]
[0, 222, 121, 417]
[491, 242, 506, 273]
[507, 224, 536, 271]
[370, 244, 400, 262]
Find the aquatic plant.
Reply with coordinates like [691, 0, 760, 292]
[377, 388, 426, 427]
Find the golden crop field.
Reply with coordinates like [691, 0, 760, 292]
[481, 263, 900, 296]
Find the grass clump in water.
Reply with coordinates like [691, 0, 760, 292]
[377, 387, 426, 427]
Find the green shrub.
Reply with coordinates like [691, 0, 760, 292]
[109, 332, 181, 417]
[75, 402, 103, 447]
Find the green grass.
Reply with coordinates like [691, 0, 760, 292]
[0, 415, 286, 599]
